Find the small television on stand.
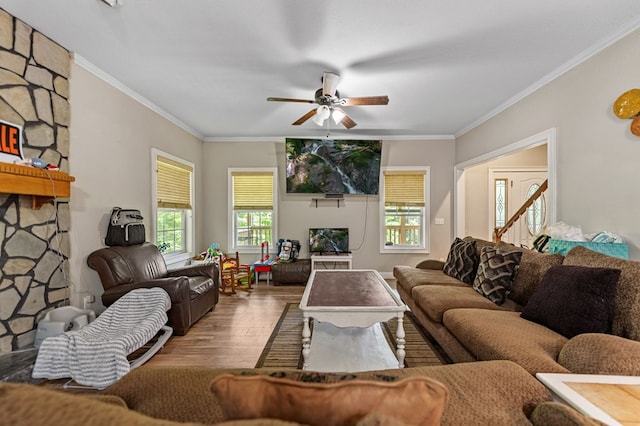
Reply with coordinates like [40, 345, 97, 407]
[309, 228, 349, 254]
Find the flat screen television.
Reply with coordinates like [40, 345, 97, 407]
[309, 228, 350, 254]
[286, 138, 381, 195]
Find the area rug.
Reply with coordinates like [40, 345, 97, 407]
[255, 303, 451, 369]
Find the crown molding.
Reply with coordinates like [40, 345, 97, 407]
[455, 17, 640, 138]
[203, 134, 455, 142]
[73, 54, 204, 140]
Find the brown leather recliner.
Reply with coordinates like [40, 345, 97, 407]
[87, 243, 219, 336]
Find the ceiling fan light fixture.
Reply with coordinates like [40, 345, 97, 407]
[331, 108, 346, 124]
[312, 115, 326, 126]
[312, 105, 330, 126]
[267, 72, 388, 128]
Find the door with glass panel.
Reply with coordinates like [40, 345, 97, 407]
[489, 169, 547, 248]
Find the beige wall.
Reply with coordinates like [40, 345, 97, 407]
[456, 28, 640, 259]
[68, 63, 206, 311]
[66, 24, 640, 310]
[465, 144, 547, 240]
[204, 139, 455, 273]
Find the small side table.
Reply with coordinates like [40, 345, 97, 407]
[253, 259, 275, 285]
[311, 253, 352, 270]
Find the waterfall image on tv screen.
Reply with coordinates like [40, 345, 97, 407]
[286, 138, 381, 195]
[309, 228, 349, 254]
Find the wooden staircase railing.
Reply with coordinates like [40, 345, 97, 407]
[493, 179, 548, 242]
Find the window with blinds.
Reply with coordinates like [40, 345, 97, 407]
[157, 156, 193, 209]
[381, 168, 428, 251]
[232, 171, 273, 210]
[384, 171, 425, 207]
[230, 169, 277, 250]
[154, 152, 194, 257]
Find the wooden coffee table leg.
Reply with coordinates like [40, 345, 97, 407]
[396, 314, 406, 368]
[302, 315, 311, 369]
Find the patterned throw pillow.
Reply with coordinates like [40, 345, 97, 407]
[443, 238, 479, 284]
[473, 246, 522, 305]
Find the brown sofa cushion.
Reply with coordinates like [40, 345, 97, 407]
[558, 333, 640, 375]
[443, 238, 479, 284]
[210, 374, 448, 426]
[529, 402, 607, 426]
[496, 242, 565, 306]
[0, 382, 206, 426]
[520, 265, 621, 338]
[443, 309, 569, 374]
[412, 285, 519, 323]
[389, 360, 552, 425]
[393, 265, 468, 294]
[473, 246, 522, 305]
[563, 246, 640, 341]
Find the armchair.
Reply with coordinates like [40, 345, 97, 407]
[87, 243, 219, 335]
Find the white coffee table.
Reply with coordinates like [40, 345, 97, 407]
[299, 269, 407, 371]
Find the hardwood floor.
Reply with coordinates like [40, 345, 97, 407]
[39, 278, 398, 391]
[145, 283, 305, 369]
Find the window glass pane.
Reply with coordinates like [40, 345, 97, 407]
[525, 184, 546, 236]
[235, 210, 273, 247]
[156, 209, 185, 253]
[384, 204, 423, 247]
[495, 178, 507, 228]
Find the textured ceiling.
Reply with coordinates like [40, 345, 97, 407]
[2, 0, 640, 140]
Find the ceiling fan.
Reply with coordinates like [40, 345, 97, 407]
[267, 71, 389, 129]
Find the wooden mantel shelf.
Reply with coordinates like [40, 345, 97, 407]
[0, 162, 75, 209]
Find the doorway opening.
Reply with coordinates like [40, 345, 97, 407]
[454, 128, 557, 243]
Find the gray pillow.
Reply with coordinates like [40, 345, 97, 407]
[473, 246, 522, 305]
[443, 238, 479, 284]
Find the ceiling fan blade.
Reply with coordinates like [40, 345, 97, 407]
[340, 114, 357, 129]
[340, 96, 389, 106]
[267, 97, 315, 103]
[322, 72, 340, 97]
[292, 109, 318, 126]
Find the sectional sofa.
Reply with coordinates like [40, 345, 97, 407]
[3, 237, 637, 425]
[394, 237, 640, 376]
[0, 362, 601, 425]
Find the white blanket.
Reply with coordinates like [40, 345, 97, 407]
[32, 288, 171, 388]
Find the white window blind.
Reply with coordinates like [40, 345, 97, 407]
[384, 171, 425, 206]
[157, 156, 193, 209]
[232, 171, 274, 210]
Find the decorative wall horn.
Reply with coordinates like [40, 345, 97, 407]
[613, 89, 640, 136]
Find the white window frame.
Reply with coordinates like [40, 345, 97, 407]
[228, 167, 278, 254]
[151, 148, 195, 265]
[379, 166, 430, 254]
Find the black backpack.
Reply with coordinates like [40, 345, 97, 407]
[105, 207, 145, 246]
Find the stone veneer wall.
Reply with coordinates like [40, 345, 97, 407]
[0, 8, 72, 353]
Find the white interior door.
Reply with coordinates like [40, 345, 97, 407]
[489, 169, 548, 248]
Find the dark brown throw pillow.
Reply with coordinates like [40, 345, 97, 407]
[520, 265, 621, 338]
[443, 238, 479, 284]
[473, 246, 522, 305]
